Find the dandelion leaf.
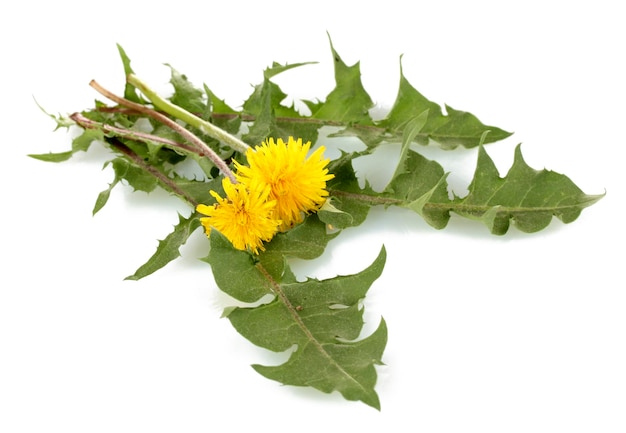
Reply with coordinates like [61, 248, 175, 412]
[166, 64, 209, 117]
[326, 127, 601, 233]
[208, 231, 387, 409]
[126, 213, 202, 280]
[454, 144, 604, 234]
[310, 37, 374, 127]
[382, 116, 452, 229]
[323, 150, 378, 228]
[243, 62, 320, 145]
[379, 60, 512, 149]
[116, 44, 142, 103]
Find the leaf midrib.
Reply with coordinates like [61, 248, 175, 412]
[330, 189, 602, 214]
[254, 263, 370, 394]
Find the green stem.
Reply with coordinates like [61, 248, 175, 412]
[127, 74, 251, 154]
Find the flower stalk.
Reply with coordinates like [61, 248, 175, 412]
[127, 74, 250, 154]
[89, 79, 237, 183]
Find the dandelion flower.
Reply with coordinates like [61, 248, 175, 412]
[196, 178, 280, 254]
[235, 137, 334, 230]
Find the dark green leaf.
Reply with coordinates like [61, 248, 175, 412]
[126, 213, 202, 280]
[110, 157, 159, 193]
[166, 65, 208, 117]
[325, 151, 379, 227]
[243, 62, 321, 145]
[208, 230, 387, 409]
[452, 144, 604, 234]
[205, 231, 275, 303]
[317, 199, 355, 229]
[311, 37, 374, 125]
[258, 214, 339, 277]
[379, 60, 512, 149]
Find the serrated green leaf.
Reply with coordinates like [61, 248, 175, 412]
[383, 119, 452, 229]
[204, 84, 242, 135]
[33, 98, 74, 130]
[30, 128, 105, 162]
[110, 157, 159, 193]
[311, 37, 374, 125]
[327, 142, 601, 234]
[28, 151, 74, 162]
[73, 128, 105, 153]
[379, 60, 512, 149]
[172, 176, 222, 207]
[452, 144, 604, 234]
[116, 44, 141, 103]
[243, 62, 320, 145]
[92, 178, 119, 215]
[252, 319, 387, 410]
[263, 61, 317, 80]
[126, 213, 202, 280]
[326, 151, 378, 227]
[166, 64, 208, 117]
[317, 199, 354, 229]
[208, 230, 387, 409]
[258, 214, 339, 277]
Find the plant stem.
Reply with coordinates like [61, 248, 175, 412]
[70, 112, 199, 155]
[127, 74, 251, 154]
[89, 79, 237, 184]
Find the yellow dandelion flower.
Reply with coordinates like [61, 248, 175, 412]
[235, 137, 335, 230]
[196, 178, 281, 254]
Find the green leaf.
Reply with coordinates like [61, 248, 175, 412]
[28, 151, 74, 162]
[204, 84, 242, 135]
[208, 231, 387, 409]
[384, 112, 452, 228]
[311, 37, 374, 125]
[205, 231, 276, 303]
[325, 151, 379, 228]
[243, 62, 320, 145]
[258, 214, 340, 278]
[317, 199, 355, 229]
[379, 59, 512, 149]
[116, 44, 142, 103]
[109, 157, 159, 193]
[92, 178, 119, 215]
[126, 213, 202, 280]
[327, 133, 601, 233]
[452, 144, 604, 234]
[29, 128, 105, 162]
[166, 64, 208, 117]
[72, 128, 105, 153]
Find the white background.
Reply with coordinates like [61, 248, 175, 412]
[1, 1, 624, 431]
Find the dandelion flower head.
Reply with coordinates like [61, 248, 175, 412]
[196, 178, 280, 254]
[235, 137, 334, 230]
